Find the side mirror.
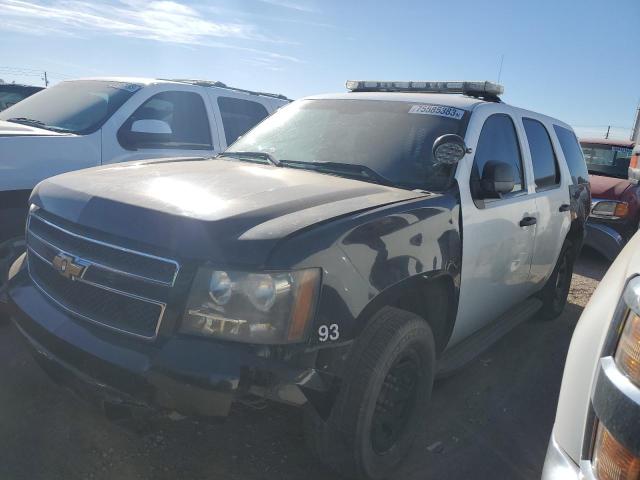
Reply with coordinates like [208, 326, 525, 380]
[130, 119, 172, 134]
[481, 161, 515, 197]
[432, 134, 467, 165]
[119, 119, 173, 150]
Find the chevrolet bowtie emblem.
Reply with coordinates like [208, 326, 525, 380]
[52, 253, 85, 280]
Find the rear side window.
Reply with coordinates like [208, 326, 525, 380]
[523, 118, 560, 190]
[471, 114, 524, 198]
[122, 91, 212, 149]
[553, 125, 589, 184]
[217, 97, 269, 146]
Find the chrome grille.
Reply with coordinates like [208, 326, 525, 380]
[26, 210, 179, 340]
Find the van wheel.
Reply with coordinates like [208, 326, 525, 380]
[0, 236, 25, 325]
[304, 307, 435, 480]
[538, 241, 574, 320]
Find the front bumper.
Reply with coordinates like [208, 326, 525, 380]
[541, 434, 581, 480]
[584, 221, 625, 261]
[8, 259, 329, 418]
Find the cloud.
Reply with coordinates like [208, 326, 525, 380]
[258, 0, 317, 13]
[0, 0, 300, 63]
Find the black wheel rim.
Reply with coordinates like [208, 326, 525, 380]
[371, 350, 420, 454]
[553, 251, 570, 310]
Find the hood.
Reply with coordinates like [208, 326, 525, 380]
[0, 120, 71, 137]
[0, 130, 98, 191]
[589, 174, 632, 200]
[31, 158, 429, 266]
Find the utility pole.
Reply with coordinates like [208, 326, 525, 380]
[605, 125, 610, 139]
[43, 71, 49, 87]
[631, 101, 640, 143]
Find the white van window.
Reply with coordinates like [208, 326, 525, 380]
[217, 96, 269, 146]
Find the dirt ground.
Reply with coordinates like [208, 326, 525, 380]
[0, 249, 609, 480]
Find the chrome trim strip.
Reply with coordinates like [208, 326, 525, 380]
[27, 246, 165, 308]
[28, 229, 171, 287]
[30, 212, 180, 286]
[26, 249, 165, 341]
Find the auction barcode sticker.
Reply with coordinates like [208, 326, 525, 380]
[409, 104, 465, 120]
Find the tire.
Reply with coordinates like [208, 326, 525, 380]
[0, 236, 25, 325]
[537, 240, 574, 320]
[304, 307, 436, 480]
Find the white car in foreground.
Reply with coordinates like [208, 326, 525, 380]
[543, 232, 640, 479]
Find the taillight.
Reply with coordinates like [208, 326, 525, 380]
[630, 154, 639, 170]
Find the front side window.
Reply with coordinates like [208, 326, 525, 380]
[523, 118, 560, 190]
[218, 96, 269, 146]
[0, 80, 137, 134]
[227, 99, 469, 191]
[119, 91, 212, 150]
[471, 114, 525, 198]
[553, 125, 589, 184]
[581, 142, 633, 179]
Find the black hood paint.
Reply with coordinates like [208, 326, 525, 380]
[31, 158, 428, 266]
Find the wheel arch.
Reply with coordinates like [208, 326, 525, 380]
[353, 272, 458, 355]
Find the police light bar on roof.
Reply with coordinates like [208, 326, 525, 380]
[345, 80, 504, 97]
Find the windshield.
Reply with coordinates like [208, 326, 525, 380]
[0, 80, 139, 134]
[0, 86, 39, 111]
[227, 99, 468, 191]
[581, 143, 633, 179]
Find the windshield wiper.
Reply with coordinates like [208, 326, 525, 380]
[219, 151, 280, 167]
[279, 160, 395, 187]
[5, 117, 72, 133]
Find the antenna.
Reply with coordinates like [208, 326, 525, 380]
[497, 55, 505, 84]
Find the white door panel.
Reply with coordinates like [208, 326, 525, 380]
[519, 116, 572, 285]
[450, 105, 538, 347]
[530, 191, 571, 284]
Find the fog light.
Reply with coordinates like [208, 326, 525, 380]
[593, 424, 640, 480]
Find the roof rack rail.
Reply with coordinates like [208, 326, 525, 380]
[345, 80, 504, 102]
[164, 79, 291, 101]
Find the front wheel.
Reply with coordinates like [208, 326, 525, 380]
[537, 240, 574, 320]
[304, 307, 435, 480]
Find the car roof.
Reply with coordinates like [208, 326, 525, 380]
[303, 92, 488, 111]
[580, 137, 635, 148]
[63, 77, 290, 102]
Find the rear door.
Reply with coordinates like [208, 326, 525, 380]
[451, 105, 538, 345]
[520, 116, 571, 284]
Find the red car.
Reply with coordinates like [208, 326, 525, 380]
[581, 137, 636, 260]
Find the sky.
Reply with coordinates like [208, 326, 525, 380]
[0, 0, 638, 139]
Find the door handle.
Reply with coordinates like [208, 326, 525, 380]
[559, 204, 570, 212]
[519, 216, 537, 227]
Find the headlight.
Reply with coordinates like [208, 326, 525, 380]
[181, 267, 321, 344]
[616, 277, 640, 387]
[591, 200, 629, 219]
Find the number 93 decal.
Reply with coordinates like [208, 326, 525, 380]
[318, 324, 339, 342]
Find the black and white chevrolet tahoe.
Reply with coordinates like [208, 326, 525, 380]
[8, 81, 590, 479]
